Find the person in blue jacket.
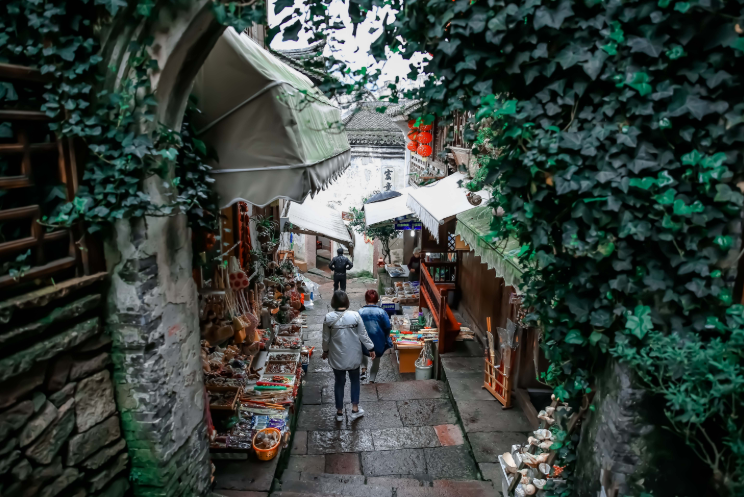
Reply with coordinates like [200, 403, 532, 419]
[358, 289, 393, 382]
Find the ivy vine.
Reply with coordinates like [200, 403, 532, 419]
[275, 0, 744, 493]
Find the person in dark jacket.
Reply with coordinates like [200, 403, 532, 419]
[329, 247, 353, 291]
[358, 290, 393, 383]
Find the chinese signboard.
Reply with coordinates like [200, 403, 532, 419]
[382, 167, 396, 192]
[395, 221, 422, 230]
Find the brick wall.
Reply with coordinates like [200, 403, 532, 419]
[0, 274, 130, 497]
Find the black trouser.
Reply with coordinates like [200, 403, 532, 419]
[333, 274, 347, 291]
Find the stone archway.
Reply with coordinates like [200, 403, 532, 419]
[100, 3, 226, 495]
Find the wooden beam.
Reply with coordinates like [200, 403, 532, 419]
[0, 256, 77, 289]
[0, 110, 50, 121]
[0, 230, 68, 258]
[0, 63, 50, 83]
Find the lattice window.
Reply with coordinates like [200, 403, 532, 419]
[0, 63, 86, 296]
[447, 233, 456, 252]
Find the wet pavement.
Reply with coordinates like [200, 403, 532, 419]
[271, 275, 493, 496]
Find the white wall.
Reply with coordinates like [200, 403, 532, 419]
[311, 153, 406, 274]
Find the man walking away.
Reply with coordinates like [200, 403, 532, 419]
[329, 247, 352, 291]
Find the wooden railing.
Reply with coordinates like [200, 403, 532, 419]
[419, 260, 460, 353]
[425, 260, 458, 285]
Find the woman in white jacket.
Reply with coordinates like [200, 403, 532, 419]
[322, 290, 376, 422]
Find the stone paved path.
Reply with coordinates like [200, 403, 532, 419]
[440, 312, 533, 492]
[270, 276, 494, 496]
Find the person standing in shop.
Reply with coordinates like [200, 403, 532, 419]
[408, 249, 422, 282]
[358, 290, 393, 383]
[329, 247, 353, 291]
[322, 290, 375, 422]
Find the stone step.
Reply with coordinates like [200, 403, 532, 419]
[275, 473, 495, 497]
[277, 480, 393, 497]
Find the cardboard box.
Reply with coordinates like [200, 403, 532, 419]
[295, 260, 308, 272]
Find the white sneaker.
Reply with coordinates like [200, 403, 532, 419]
[335, 412, 344, 422]
[360, 370, 368, 381]
[349, 408, 365, 421]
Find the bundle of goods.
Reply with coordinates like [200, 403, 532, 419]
[273, 336, 302, 349]
[386, 263, 405, 277]
[500, 398, 574, 496]
[276, 323, 301, 336]
[456, 326, 475, 341]
[265, 363, 296, 374]
[202, 341, 261, 385]
[207, 386, 241, 411]
[393, 281, 419, 305]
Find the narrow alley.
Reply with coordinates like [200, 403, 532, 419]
[240, 274, 532, 497]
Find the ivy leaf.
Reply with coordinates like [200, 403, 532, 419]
[94, 0, 128, 15]
[438, 39, 462, 56]
[565, 329, 586, 345]
[627, 34, 669, 58]
[625, 305, 653, 339]
[282, 20, 302, 42]
[274, 0, 295, 15]
[534, 0, 575, 30]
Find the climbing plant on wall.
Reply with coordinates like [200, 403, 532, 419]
[0, 0, 265, 237]
[273, 0, 744, 493]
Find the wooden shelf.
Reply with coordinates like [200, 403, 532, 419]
[0, 142, 57, 154]
[0, 230, 69, 258]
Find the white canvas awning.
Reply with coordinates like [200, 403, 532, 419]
[286, 198, 353, 251]
[364, 187, 416, 226]
[193, 28, 351, 208]
[406, 172, 491, 241]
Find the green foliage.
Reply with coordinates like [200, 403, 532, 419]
[0, 0, 262, 240]
[278, 0, 744, 491]
[348, 204, 400, 263]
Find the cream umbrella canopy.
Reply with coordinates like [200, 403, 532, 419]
[192, 28, 351, 208]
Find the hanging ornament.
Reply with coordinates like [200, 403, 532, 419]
[417, 131, 432, 144]
[407, 131, 419, 141]
[417, 144, 433, 157]
[407, 141, 419, 152]
[419, 123, 433, 131]
[407, 119, 418, 129]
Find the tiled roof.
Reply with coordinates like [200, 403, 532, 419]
[342, 102, 406, 148]
[271, 41, 328, 85]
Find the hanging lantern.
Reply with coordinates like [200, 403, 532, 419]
[419, 123, 433, 131]
[417, 131, 432, 144]
[408, 119, 418, 129]
[417, 144, 432, 157]
[407, 131, 419, 141]
[407, 141, 419, 152]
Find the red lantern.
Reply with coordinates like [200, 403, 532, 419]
[407, 141, 419, 152]
[417, 144, 432, 157]
[417, 131, 432, 144]
[419, 123, 433, 131]
[407, 119, 418, 129]
[407, 131, 419, 141]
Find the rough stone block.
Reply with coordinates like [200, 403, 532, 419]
[97, 477, 129, 497]
[0, 364, 46, 410]
[81, 438, 127, 471]
[32, 392, 47, 412]
[1, 436, 18, 456]
[25, 398, 75, 465]
[11, 456, 32, 481]
[48, 383, 76, 408]
[67, 416, 121, 466]
[75, 332, 112, 353]
[74, 370, 116, 432]
[0, 450, 21, 475]
[39, 467, 79, 497]
[69, 352, 111, 382]
[88, 452, 128, 493]
[46, 354, 74, 393]
[0, 400, 34, 442]
[0, 318, 99, 384]
[20, 401, 58, 447]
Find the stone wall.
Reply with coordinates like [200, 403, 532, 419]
[105, 216, 210, 497]
[0, 274, 130, 497]
[575, 358, 710, 497]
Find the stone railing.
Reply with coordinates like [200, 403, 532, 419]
[0, 273, 130, 497]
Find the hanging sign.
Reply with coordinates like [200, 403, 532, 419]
[395, 221, 422, 231]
